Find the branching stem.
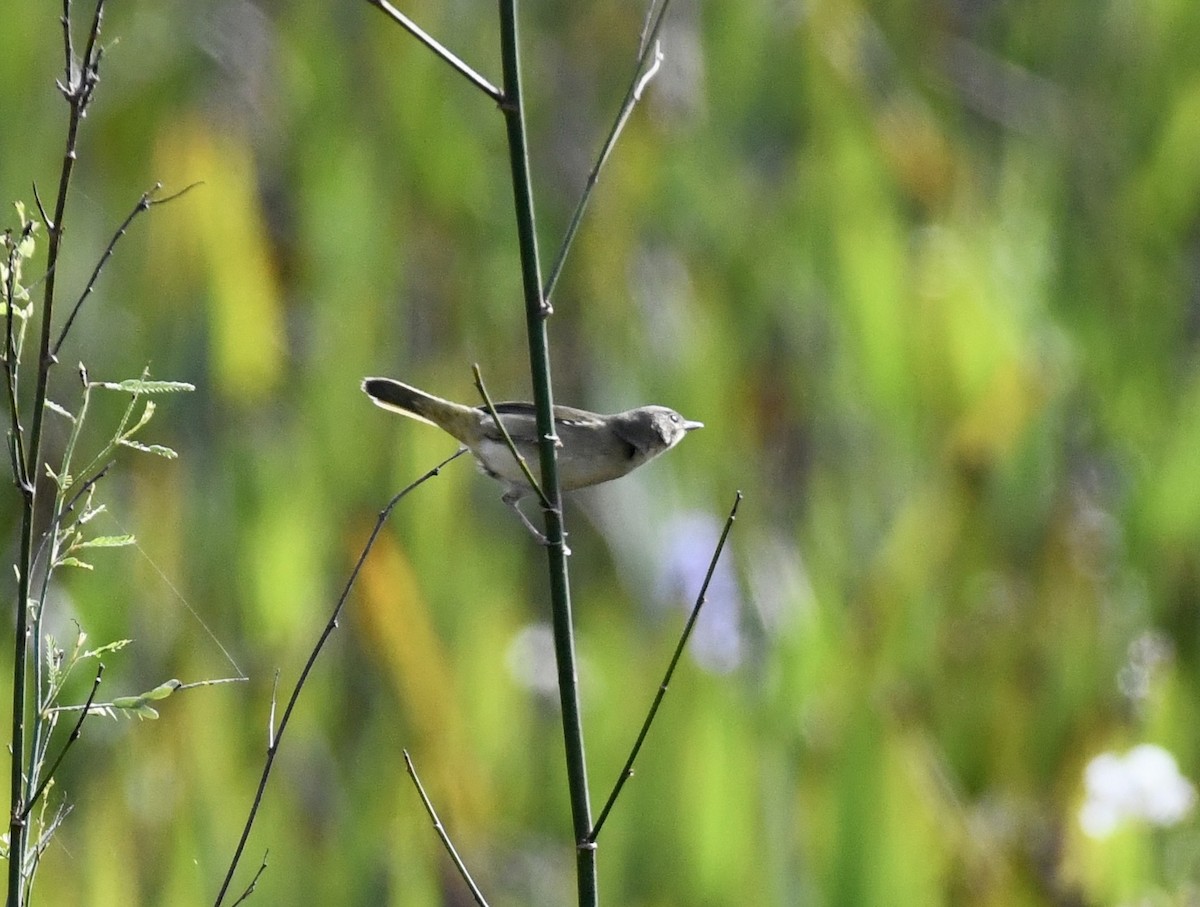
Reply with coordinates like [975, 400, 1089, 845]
[364, 0, 503, 103]
[403, 750, 490, 907]
[21, 665, 103, 821]
[52, 182, 200, 357]
[589, 492, 742, 843]
[212, 450, 466, 907]
[496, 1, 597, 903]
[9, 4, 107, 902]
[543, 0, 674, 305]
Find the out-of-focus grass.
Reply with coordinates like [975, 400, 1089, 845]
[3, 1, 1200, 904]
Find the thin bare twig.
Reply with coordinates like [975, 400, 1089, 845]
[212, 449, 468, 907]
[53, 182, 201, 356]
[227, 854, 268, 907]
[28, 460, 114, 603]
[176, 676, 245, 692]
[2, 222, 36, 491]
[60, 458, 113, 518]
[21, 801, 71, 906]
[472, 363, 552, 510]
[543, 0, 673, 305]
[403, 750, 490, 907]
[267, 671, 279, 750]
[60, 0, 75, 91]
[589, 491, 742, 843]
[364, 0, 503, 104]
[31, 183, 52, 233]
[21, 664, 103, 820]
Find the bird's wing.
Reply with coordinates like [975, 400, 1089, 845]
[482, 402, 607, 425]
[552, 405, 608, 426]
[477, 402, 540, 444]
[482, 401, 537, 417]
[477, 402, 608, 445]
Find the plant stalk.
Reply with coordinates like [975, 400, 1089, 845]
[496, 1, 597, 904]
[9, 7, 105, 901]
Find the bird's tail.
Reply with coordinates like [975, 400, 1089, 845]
[361, 378, 480, 445]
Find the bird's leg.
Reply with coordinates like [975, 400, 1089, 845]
[502, 490, 548, 543]
[502, 491, 571, 555]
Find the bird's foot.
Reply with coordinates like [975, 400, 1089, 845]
[505, 496, 571, 555]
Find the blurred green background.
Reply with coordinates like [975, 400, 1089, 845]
[4, 0, 1200, 904]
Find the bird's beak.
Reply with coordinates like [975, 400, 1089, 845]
[683, 420, 704, 432]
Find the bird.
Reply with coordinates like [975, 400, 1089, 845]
[362, 377, 703, 541]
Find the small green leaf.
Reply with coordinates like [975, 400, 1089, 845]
[82, 638, 132, 659]
[1, 296, 31, 316]
[112, 680, 181, 719]
[56, 557, 93, 570]
[44, 400, 75, 421]
[110, 699, 159, 719]
[143, 679, 183, 701]
[122, 400, 156, 438]
[118, 439, 178, 458]
[96, 379, 195, 395]
[78, 503, 107, 525]
[16, 233, 36, 259]
[74, 534, 135, 549]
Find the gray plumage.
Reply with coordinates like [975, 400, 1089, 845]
[362, 377, 702, 537]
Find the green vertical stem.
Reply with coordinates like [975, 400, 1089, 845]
[496, 2, 597, 905]
[10, 6, 105, 901]
[8, 508, 34, 907]
[9, 55, 79, 907]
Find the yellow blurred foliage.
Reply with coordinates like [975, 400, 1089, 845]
[153, 117, 285, 401]
[352, 526, 489, 830]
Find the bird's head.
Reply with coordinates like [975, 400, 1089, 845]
[617, 406, 704, 456]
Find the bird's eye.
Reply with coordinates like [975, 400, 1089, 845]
[670, 414, 680, 424]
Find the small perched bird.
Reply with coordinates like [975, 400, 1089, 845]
[362, 377, 703, 540]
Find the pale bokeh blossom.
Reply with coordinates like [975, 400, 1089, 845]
[1079, 744, 1196, 838]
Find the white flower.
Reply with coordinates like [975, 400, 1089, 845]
[1080, 744, 1196, 838]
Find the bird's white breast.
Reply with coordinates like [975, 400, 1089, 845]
[473, 438, 534, 488]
